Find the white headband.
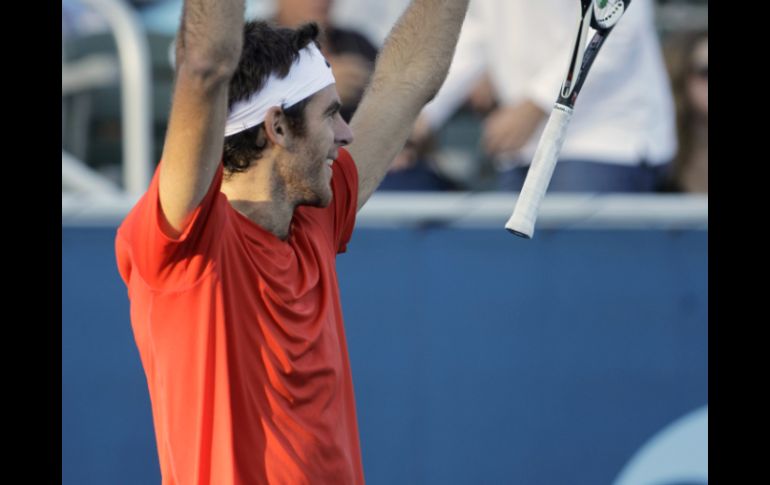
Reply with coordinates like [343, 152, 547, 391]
[224, 43, 336, 137]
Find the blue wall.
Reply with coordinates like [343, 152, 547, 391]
[62, 226, 707, 485]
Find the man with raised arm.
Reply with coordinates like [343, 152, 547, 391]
[115, 0, 469, 482]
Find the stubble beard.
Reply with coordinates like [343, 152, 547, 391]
[279, 138, 332, 209]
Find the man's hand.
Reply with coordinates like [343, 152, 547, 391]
[481, 99, 546, 157]
[467, 72, 497, 114]
[390, 142, 418, 172]
[389, 115, 434, 172]
[327, 53, 373, 109]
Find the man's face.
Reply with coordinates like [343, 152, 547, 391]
[279, 84, 353, 208]
[278, 0, 333, 27]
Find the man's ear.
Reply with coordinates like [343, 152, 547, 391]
[263, 106, 288, 148]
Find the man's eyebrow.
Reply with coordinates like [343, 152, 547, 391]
[324, 100, 342, 116]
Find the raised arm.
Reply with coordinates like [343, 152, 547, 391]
[347, 0, 470, 211]
[158, 0, 244, 237]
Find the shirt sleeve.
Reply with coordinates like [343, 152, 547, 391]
[115, 161, 226, 290]
[330, 148, 359, 254]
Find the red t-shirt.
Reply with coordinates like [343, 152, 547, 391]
[115, 149, 364, 485]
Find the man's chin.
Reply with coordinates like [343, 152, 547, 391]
[301, 188, 333, 209]
[318, 191, 333, 208]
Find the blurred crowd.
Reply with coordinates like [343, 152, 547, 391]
[62, 0, 707, 194]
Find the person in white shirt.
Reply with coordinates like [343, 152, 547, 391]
[414, 0, 677, 192]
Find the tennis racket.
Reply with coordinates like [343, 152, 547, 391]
[505, 0, 631, 238]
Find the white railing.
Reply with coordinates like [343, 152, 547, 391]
[65, 0, 153, 195]
[62, 192, 708, 230]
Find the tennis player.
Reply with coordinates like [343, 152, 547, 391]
[115, 0, 469, 482]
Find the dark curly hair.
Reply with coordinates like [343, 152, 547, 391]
[222, 21, 321, 175]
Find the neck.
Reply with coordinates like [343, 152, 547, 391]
[221, 155, 296, 241]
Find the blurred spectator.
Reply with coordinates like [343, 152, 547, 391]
[410, 0, 678, 192]
[273, 0, 377, 123]
[660, 30, 707, 193]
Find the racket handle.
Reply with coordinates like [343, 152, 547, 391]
[505, 104, 573, 239]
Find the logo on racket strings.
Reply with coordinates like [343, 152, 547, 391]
[593, 0, 625, 29]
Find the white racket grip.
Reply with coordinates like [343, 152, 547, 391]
[505, 104, 573, 238]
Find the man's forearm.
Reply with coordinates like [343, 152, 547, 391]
[158, 0, 244, 236]
[347, 0, 470, 210]
[370, 0, 471, 105]
[176, 0, 245, 78]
